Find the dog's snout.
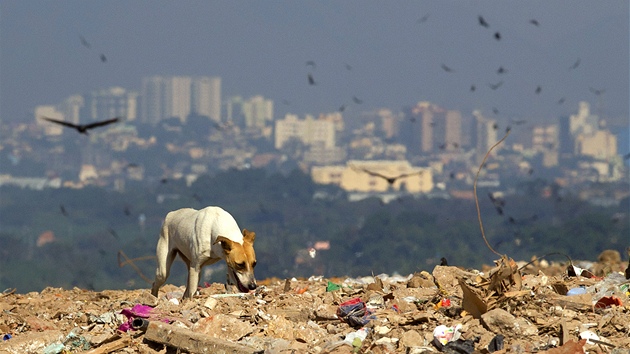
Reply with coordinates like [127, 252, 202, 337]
[248, 282, 257, 290]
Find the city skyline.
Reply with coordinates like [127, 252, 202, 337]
[1, 2, 628, 128]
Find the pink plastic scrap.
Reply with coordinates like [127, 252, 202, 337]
[118, 304, 166, 332]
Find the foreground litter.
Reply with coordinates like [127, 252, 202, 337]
[0, 254, 629, 353]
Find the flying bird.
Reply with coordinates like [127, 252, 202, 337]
[510, 119, 527, 125]
[535, 85, 542, 94]
[100, 53, 107, 62]
[417, 13, 430, 24]
[352, 96, 363, 104]
[440, 63, 454, 73]
[351, 165, 425, 186]
[60, 205, 68, 217]
[494, 32, 501, 40]
[529, 19, 540, 26]
[344, 63, 353, 70]
[589, 87, 605, 96]
[306, 60, 316, 69]
[79, 35, 91, 49]
[497, 66, 507, 74]
[488, 81, 503, 90]
[478, 16, 490, 28]
[557, 97, 566, 105]
[470, 84, 476, 92]
[569, 58, 581, 70]
[339, 104, 346, 112]
[40, 116, 120, 134]
[307, 73, 316, 85]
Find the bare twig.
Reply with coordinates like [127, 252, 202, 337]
[474, 129, 511, 257]
[117, 250, 154, 284]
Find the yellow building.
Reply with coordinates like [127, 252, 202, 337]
[576, 130, 617, 160]
[312, 160, 433, 193]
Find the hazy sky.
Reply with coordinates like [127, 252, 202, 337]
[1, 1, 628, 126]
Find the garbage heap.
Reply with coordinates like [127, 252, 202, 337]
[0, 254, 629, 353]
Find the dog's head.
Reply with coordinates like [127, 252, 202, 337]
[215, 229, 257, 292]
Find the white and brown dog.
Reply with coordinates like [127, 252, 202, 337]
[151, 206, 257, 299]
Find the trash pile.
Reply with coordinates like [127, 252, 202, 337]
[1, 251, 629, 354]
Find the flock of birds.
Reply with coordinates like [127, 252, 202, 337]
[39, 13, 622, 188]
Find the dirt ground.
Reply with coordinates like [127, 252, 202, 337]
[1, 252, 629, 354]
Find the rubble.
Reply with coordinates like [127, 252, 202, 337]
[0, 255, 629, 353]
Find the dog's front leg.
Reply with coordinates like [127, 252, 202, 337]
[184, 265, 201, 299]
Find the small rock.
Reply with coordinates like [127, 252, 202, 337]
[481, 308, 538, 336]
[400, 329, 425, 348]
[134, 291, 158, 307]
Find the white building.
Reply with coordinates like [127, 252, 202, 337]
[275, 114, 335, 150]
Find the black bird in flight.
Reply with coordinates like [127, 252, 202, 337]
[470, 84, 476, 92]
[307, 73, 316, 85]
[535, 85, 542, 94]
[478, 16, 490, 28]
[351, 165, 425, 186]
[40, 116, 120, 134]
[497, 66, 507, 74]
[569, 58, 581, 70]
[494, 32, 501, 40]
[589, 87, 605, 96]
[352, 96, 363, 104]
[557, 97, 566, 105]
[488, 81, 503, 90]
[60, 204, 68, 217]
[306, 60, 316, 69]
[529, 19, 540, 27]
[441, 63, 454, 73]
[344, 63, 353, 70]
[100, 53, 107, 62]
[510, 119, 527, 125]
[79, 35, 91, 49]
[339, 104, 346, 112]
[417, 13, 430, 24]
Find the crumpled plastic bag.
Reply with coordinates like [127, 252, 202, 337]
[337, 297, 376, 328]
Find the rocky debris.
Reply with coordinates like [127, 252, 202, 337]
[0, 254, 628, 353]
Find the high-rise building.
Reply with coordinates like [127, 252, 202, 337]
[406, 101, 460, 153]
[191, 76, 221, 122]
[558, 116, 573, 156]
[141, 76, 165, 125]
[141, 75, 221, 124]
[58, 95, 84, 125]
[226, 95, 273, 129]
[165, 76, 192, 123]
[378, 109, 398, 139]
[570, 101, 598, 136]
[444, 110, 462, 151]
[473, 110, 498, 164]
[88, 87, 138, 122]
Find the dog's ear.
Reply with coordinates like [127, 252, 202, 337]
[215, 236, 234, 253]
[242, 229, 256, 244]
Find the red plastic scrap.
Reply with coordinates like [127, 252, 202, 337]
[594, 296, 623, 309]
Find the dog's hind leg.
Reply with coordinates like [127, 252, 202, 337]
[151, 237, 177, 297]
